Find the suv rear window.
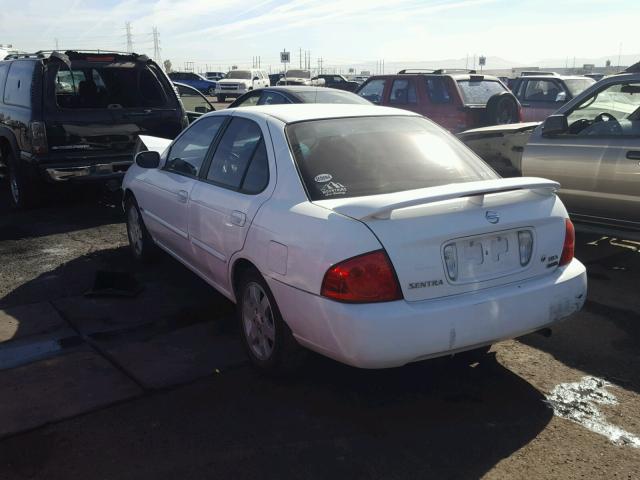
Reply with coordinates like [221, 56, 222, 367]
[456, 79, 506, 105]
[287, 116, 496, 200]
[54, 62, 168, 109]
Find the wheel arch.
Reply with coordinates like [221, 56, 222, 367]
[230, 257, 261, 302]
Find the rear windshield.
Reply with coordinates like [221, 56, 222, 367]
[295, 89, 371, 105]
[54, 62, 169, 109]
[564, 78, 595, 96]
[287, 116, 496, 200]
[457, 80, 506, 105]
[227, 70, 252, 80]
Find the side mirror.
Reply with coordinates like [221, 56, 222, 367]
[135, 150, 160, 169]
[253, 76, 259, 82]
[555, 91, 567, 103]
[542, 114, 569, 137]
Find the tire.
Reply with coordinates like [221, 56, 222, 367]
[6, 150, 40, 209]
[485, 92, 519, 126]
[125, 196, 157, 262]
[208, 87, 216, 96]
[236, 267, 306, 374]
[217, 95, 226, 102]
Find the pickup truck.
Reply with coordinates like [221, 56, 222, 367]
[459, 64, 640, 235]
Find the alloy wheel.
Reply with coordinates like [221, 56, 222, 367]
[242, 282, 276, 361]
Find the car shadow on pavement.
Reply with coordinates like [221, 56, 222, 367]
[0, 351, 553, 479]
[519, 233, 640, 394]
[0, 186, 124, 241]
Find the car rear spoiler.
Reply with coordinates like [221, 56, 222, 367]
[319, 177, 560, 220]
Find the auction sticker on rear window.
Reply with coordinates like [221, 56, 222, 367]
[320, 181, 347, 197]
[314, 173, 333, 183]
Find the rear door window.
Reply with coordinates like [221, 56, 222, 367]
[4, 61, 35, 108]
[389, 79, 417, 104]
[287, 116, 496, 200]
[206, 117, 266, 191]
[522, 79, 563, 102]
[456, 79, 506, 105]
[357, 79, 386, 104]
[425, 77, 451, 104]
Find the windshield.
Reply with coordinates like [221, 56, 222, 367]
[286, 70, 311, 78]
[456, 80, 507, 105]
[295, 90, 371, 105]
[568, 82, 640, 124]
[564, 78, 595, 96]
[227, 70, 252, 80]
[287, 116, 496, 200]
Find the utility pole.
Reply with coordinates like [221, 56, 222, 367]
[54, 38, 59, 50]
[299, 47, 302, 69]
[618, 42, 622, 70]
[152, 27, 161, 65]
[125, 22, 133, 53]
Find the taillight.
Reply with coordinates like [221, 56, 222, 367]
[29, 121, 48, 155]
[517, 230, 533, 266]
[559, 219, 575, 266]
[321, 250, 402, 303]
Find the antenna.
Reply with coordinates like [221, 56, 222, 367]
[125, 21, 133, 53]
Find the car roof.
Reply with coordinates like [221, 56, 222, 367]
[366, 73, 501, 81]
[217, 104, 419, 124]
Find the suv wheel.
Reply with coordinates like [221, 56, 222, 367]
[6, 151, 40, 209]
[217, 95, 226, 102]
[237, 267, 307, 374]
[485, 92, 519, 126]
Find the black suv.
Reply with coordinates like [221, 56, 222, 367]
[311, 74, 360, 92]
[0, 50, 187, 208]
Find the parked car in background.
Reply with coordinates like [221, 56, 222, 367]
[459, 66, 640, 233]
[205, 71, 226, 81]
[356, 69, 521, 132]
[168, 71, 218, 96]
[277, 69, 313, 86]
[0, 50, 185, 209]
[585, 73, 606, 82]
[352, 75, 369, 85]
[310, 74, 360, 92]
[269, 73, 284, 86]
[174, 82, 215, 123]
[123, 104, 586, 373]
[510, 73, 595, 121]
[215, 69, 269, 102]
[228, 86, 371, 108]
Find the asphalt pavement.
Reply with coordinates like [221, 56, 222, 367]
[0, 187, 639, 479]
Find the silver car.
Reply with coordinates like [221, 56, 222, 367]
[460, 64, 640, 233]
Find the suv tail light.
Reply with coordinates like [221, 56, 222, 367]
[559, 219, 575, 266]
[321, 250, 402, 303]
[29, 121, 48, 155]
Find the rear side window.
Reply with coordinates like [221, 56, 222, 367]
[457, 80, 506, 105]
[0, 63, 8, 100]
[521, 79, 562, 102]
[4, 61, 35, 108]
[358, 79, 386, 104]
[425, 77, 451, 104]
[287, 116, 496, 200]
[389, 79, 417, 104]
[207, 117, 268, 193]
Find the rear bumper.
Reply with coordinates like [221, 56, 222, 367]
[269, 259, 587, 368]
[43, 161, 132, 182]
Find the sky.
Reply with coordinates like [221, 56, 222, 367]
[0, 0, 638, 72]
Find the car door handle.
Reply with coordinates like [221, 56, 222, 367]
[229, 210, 246, 227]
[626, 151, 640, 160]
[177, 190, 189, 203]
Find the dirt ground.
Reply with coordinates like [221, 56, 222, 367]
[0, 189, 639, 480]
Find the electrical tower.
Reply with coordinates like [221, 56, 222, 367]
[125, 22, 133, 53]
[152, 27, 161, 64]
[54, 38, 59, 50]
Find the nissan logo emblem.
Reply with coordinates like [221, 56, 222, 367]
[485, 211, 500, 224]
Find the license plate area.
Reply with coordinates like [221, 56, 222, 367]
[443, 228, 534, 284]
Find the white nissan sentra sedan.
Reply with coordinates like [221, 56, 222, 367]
[122, 104, 587, 373]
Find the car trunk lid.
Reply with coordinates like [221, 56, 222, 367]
[315, 178, 567, 301]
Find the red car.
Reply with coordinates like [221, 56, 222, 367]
[356, 69, 521, 132]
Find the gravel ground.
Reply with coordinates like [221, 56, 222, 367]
[0, 187, 639, 480]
